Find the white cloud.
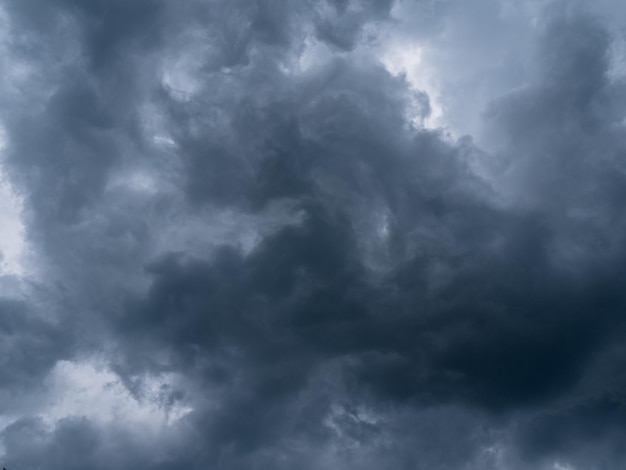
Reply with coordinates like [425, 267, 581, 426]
[380, 42, 445, 130]
[43, 359, 192, 429]
[0, 129, 27, 278]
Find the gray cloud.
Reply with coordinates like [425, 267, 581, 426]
[0, 0, 625, 469]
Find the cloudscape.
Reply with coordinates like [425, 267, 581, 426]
[1, 0, 626, 469]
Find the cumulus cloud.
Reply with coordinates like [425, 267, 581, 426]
[0, 0, 625, 469]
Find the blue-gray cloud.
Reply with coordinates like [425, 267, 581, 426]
[0, 1, 625, 469]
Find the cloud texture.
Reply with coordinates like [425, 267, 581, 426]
[1, 0, 626, 469]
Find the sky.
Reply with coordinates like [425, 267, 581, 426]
[0, 0, 626, 469]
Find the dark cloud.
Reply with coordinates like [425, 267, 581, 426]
[313, 0, 395, 50]
[518, 393, 626, 464]
[1, 0, 626, 469]
[0, 298, 72, 398]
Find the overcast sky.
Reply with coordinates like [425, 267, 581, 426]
[1, 0, 626, 469]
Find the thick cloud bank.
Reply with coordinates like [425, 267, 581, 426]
[1, 1, 626, 469]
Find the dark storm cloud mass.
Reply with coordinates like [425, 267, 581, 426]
[1, 0, 626, 469]
[0, 298, 71, 398]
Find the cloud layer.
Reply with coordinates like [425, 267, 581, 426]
[1, 1, 626, 469]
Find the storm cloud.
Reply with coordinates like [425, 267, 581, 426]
[1, 0, 626, 469]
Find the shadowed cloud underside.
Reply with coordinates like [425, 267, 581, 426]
[1, 1, 626, 469]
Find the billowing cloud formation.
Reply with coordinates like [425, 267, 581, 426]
[1, 0, 626, 469]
